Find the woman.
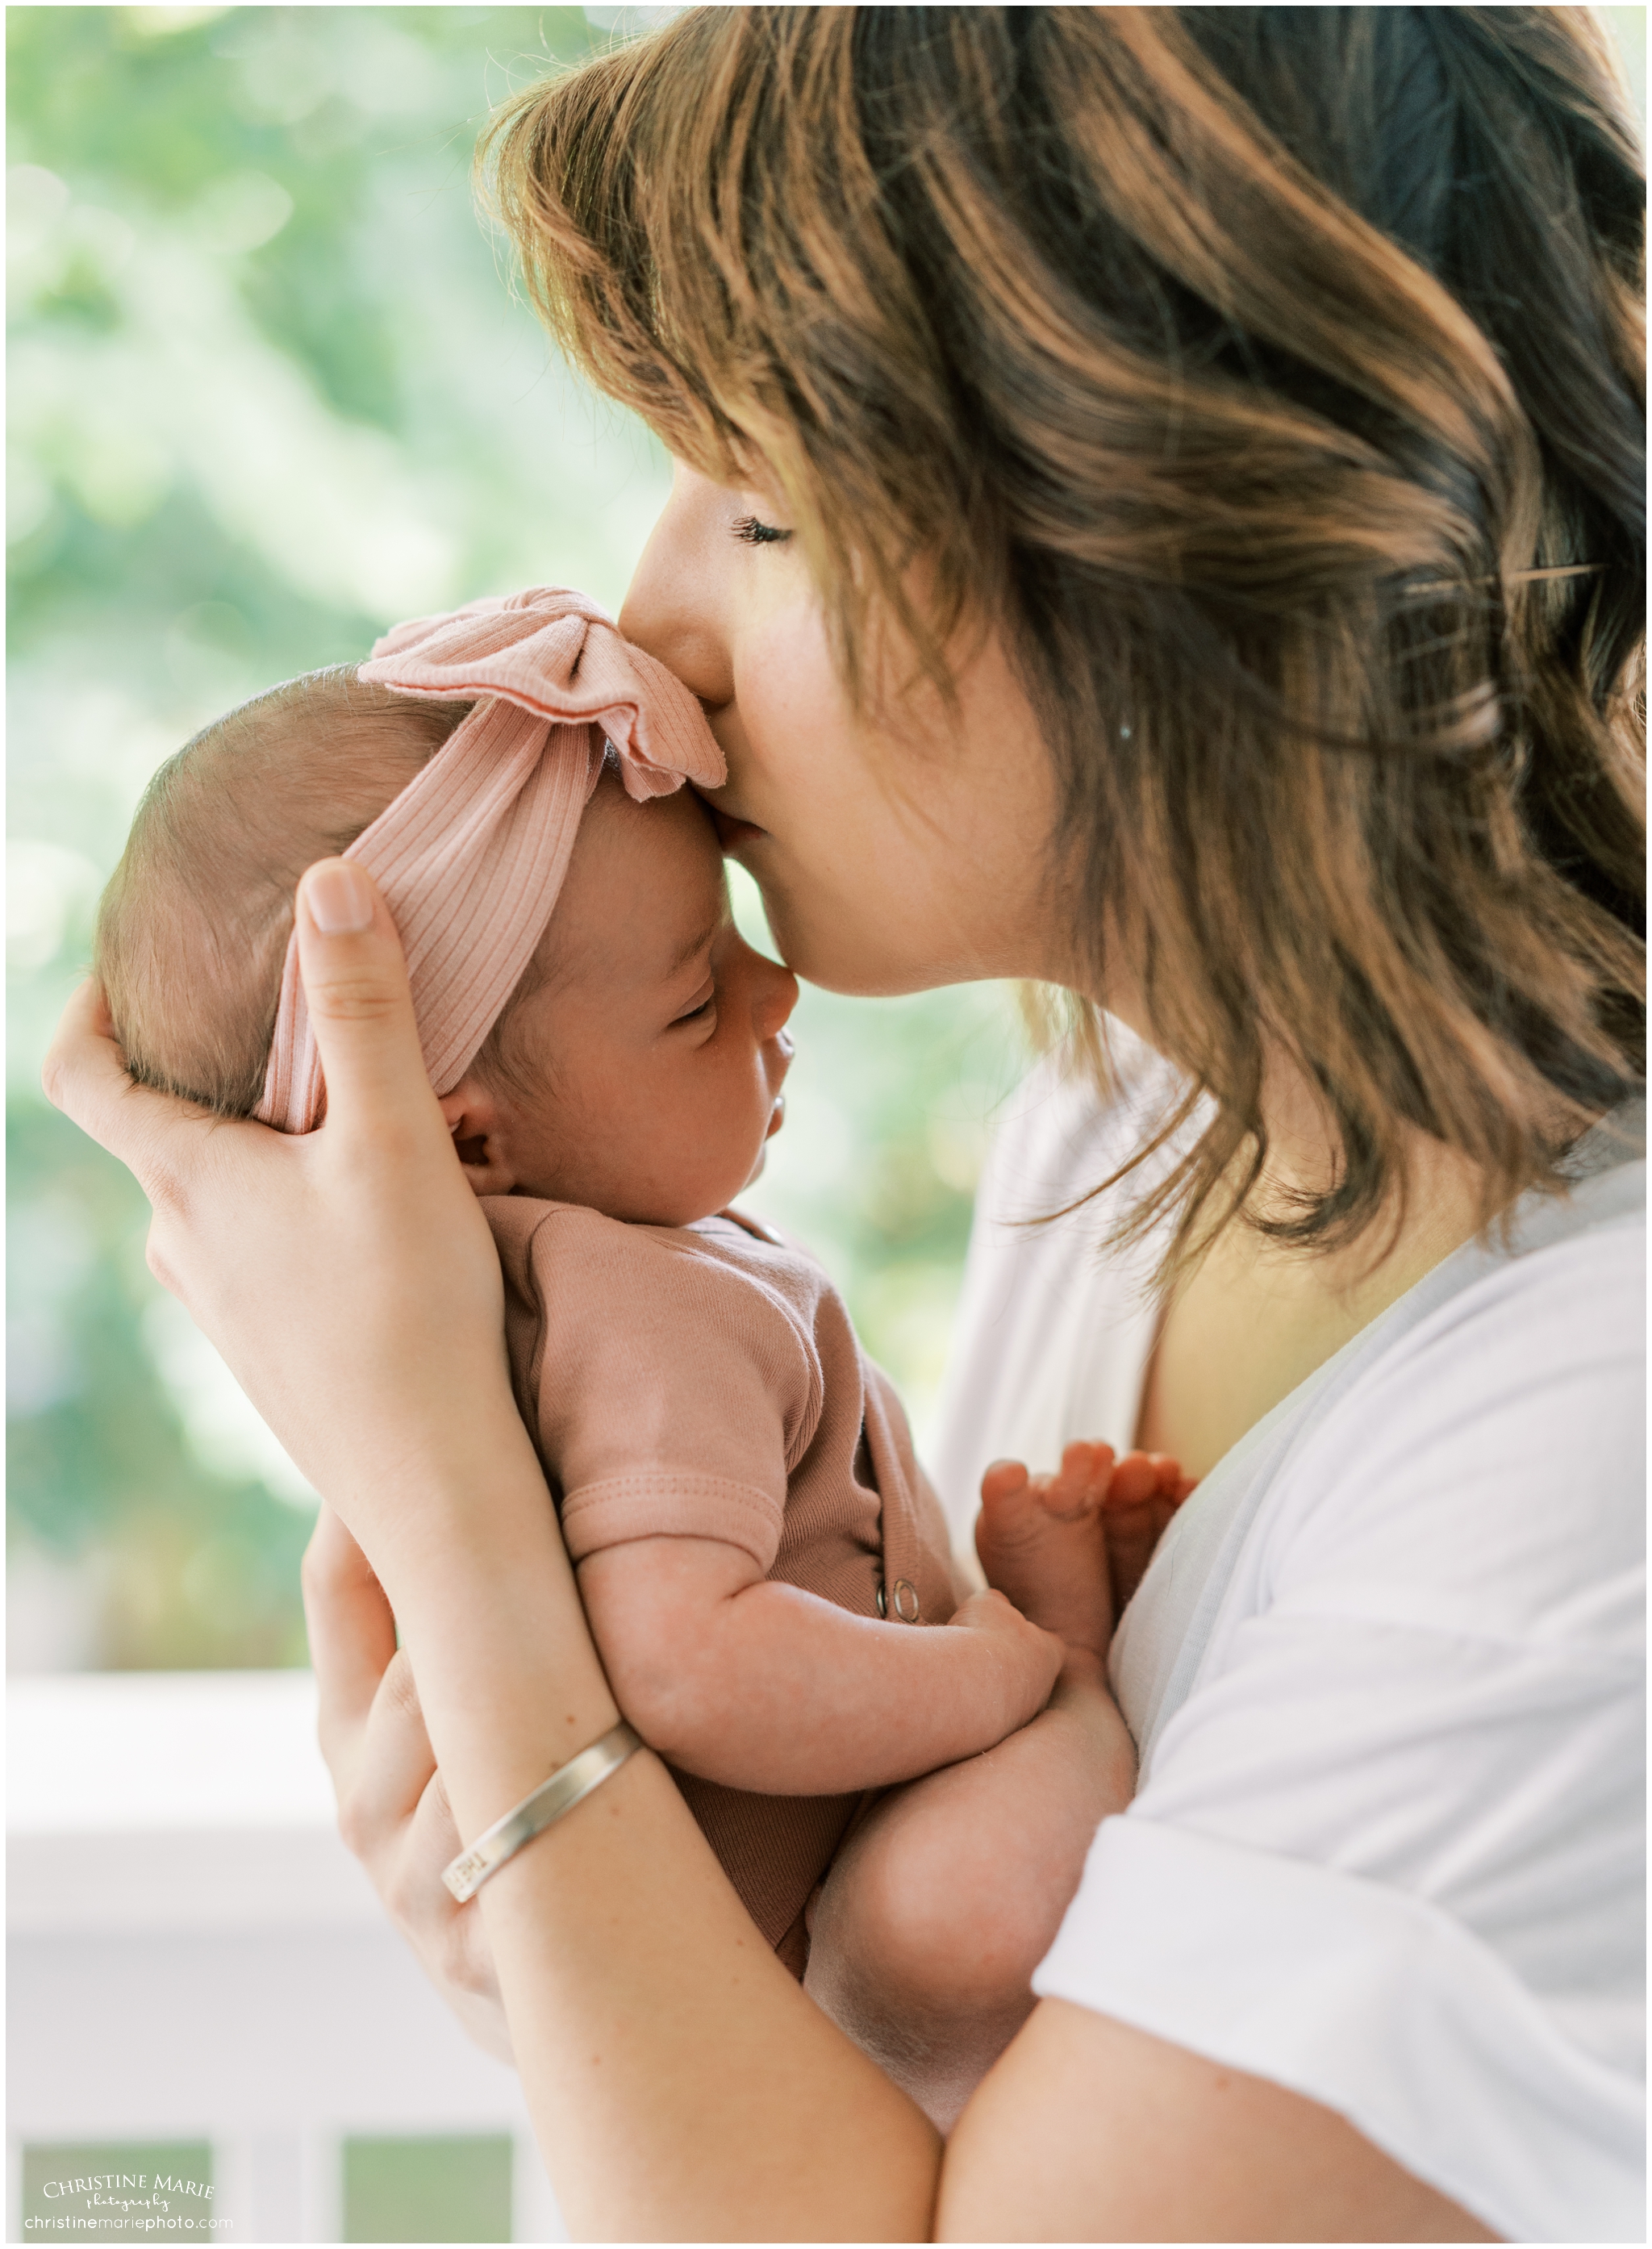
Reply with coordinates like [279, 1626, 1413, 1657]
[47, 9, 1643, 2239]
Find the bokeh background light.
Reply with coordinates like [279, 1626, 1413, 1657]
[10, 5, 1643, 1675]
[7, 4, 1028, 1674]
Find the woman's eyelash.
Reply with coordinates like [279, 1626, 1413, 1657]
[732, 514, 792, 547]
[677, 996, 715, 1024]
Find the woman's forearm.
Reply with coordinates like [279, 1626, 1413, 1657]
[392, 1474, 943, 2241]
[381, 1420, 622, 1843]
[482, 1745, 941, 2240]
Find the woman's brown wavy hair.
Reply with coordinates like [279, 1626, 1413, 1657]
[481, 6, 1645, 1262]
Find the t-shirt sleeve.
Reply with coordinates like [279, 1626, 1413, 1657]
[1032, 1229, 1646, 2244]
[521, 1211, 822, 1575]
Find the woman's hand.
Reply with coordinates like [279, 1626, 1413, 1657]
[41, 861, 519, 1586]
[301, 1503, 513, 2063]
[46, 853, 616, 1851]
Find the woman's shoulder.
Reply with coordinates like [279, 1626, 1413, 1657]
[1320, 1144, 1644, 1450]
[978, 1018, 1196, 1217]
[928, 1029, 1202, 1533]
[1264, 1155, 1645, 1654]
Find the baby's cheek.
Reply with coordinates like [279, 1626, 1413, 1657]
[701, 1064, 768, 1188]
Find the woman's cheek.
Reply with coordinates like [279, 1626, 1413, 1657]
[748, 870, 837, 986]
[733, 597, 859, 798]
[770, 865, 934, 995]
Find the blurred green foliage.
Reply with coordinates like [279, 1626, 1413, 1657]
[342, 2134, 511, 2243]
[27, 2, 1621, 1671]
[7, 5, 1024, 1671]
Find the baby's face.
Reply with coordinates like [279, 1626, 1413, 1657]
[443, 774, 798, 1228]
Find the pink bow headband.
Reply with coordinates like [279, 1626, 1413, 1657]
[255, 586, 728, 1133]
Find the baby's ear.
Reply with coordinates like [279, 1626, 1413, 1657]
[438, 1076, 517, 1196]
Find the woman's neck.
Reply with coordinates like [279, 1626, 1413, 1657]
[1095, 978, 1504, 1304]
[1133, 1162, 1489, 1478]
[1131, 1054, 1505, 1479]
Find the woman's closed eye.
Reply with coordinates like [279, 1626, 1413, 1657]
[731, 513, 792, 547]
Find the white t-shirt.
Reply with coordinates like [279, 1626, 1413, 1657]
[931, 1036, 1646, 2244]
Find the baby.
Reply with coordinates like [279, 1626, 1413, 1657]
[96, 588, 1184, 2052]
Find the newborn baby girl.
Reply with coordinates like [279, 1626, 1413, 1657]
[95, 588, 1181, 2029]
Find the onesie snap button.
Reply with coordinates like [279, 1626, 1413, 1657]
[891, 1578, 920, 1622]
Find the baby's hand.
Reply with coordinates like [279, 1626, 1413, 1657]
[944, 1588, 1066, 1732]
[976, 1442, 1194, 1659]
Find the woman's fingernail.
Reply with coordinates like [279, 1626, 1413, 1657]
[306, 865, 373, 934]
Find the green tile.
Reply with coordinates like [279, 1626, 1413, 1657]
[21, 2142, 214, 2243]
[342, 2133, 513, 2244]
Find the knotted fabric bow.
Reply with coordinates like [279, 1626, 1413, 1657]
[254, 586, 728, 1133]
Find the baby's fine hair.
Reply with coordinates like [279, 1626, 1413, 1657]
[95, 671, 469, 1116]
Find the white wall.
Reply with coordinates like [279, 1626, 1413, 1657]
[7, 1672, 566, 2243]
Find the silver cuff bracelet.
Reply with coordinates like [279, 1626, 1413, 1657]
[442, 1719, 643, 1904]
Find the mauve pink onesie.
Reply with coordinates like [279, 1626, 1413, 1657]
[486, 1195, 960, 1976]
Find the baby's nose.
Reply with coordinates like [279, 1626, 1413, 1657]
[758, 962, 800, 1040]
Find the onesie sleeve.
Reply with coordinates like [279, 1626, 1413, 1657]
[1032, 1226, 1646, 2244]
[519, 1208, 823, 1575]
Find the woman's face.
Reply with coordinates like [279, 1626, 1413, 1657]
[617, 462, 1069, 995]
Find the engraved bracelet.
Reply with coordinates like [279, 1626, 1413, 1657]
[442, 1720, 642, 1904]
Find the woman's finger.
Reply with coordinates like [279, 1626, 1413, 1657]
[303, 1515, 444, 1875]
[301, 1505, 507, 2046]
[401, 1767, 515, 2060]
[302, 1502, 400, 1796]
[348, 1647, 444, 1848]
[40, 975, 120, 1117]
[401, 1769, 489, 1972]
[40, 977, 226, 1193]
[292, 862, 448, 1154]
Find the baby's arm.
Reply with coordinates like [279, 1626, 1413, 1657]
[577, 1536, 1063, 1795]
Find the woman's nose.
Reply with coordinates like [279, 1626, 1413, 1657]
[618, 467, 736, 706]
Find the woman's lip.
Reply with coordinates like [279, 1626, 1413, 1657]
[710, 807, 766, 851]
[766, 1094, 786, 1138]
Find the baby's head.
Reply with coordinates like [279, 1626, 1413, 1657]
[97, 668, 797, 1228]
